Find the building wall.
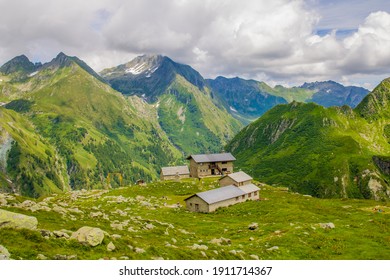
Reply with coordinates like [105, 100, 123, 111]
[185, 196, 209, 213]
[219, 176, 235, 187]
[161, 174, 190, 181]
[189, 159, 234, 178]
[208, 197, 240, 212]
[246, 190, 259, 201]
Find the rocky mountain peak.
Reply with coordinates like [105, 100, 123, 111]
[0, 54, 38, 75]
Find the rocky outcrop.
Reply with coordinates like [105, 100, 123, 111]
[0, 209, 38, 230]
[71, 226, 105, 247]
[373, 156, 390, 175]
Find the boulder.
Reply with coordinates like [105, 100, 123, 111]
[248, 222, 258, 230]
[319, 222, 335, 229]
[267, 246, 279, 251]
[135, 248, 145, 254]
[53, 230, 70, 239]
[71, 226, 105, 246]
[0, 209, 38, 230]
[107, 242, 116, 252]
[210, 237, 231, 246]
[0, 197, 8, 206]
[144, 223, 155, 230]
[0, 245, 10, 260]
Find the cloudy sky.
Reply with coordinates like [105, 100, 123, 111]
[1, 0, 390, 89]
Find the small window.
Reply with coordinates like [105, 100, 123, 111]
[235, 197, 239, 201]
[221, 161, 227, 164]
[190, 203, 192, 206]
[242, 195, 245, 199]
[254, 191, 257, 196]
[248, 193, 252, 198]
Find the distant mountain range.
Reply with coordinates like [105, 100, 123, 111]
[0, 52, 382, 199]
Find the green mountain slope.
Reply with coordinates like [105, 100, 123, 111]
[0, 53, 182, 197]
[226, 79, 390, 200]
[101, 55, 243, 154]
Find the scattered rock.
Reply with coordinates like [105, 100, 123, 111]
[52, 205, 68, 215]
[110, 223, 123, 231]
[249, 237, 254, 241]
[111, 234, 122, 240]
[40, 229, 53, 238]
[0, 197, 7, 206]
[210, 237, 231, 246]
[53, 230, 70, 239]
[0, 245, 10, 260]
[135, 248, 145, 254]
[267, 246, 279, 251]
[37, 254, 47, 260]
[19, 200, 36, 209]
[274, 230, 281, 234]
[201, 251, 207, 257]
[144, 223, 155, 230]
[319, 223, 335, 229]
[191, 244, 208, 250]
[107, 242, 116, 252]
[71, 226, 105, 246]
[248, 222, 258, 230]
[120, 256, 129, 260]
[68, 208, 83, 214]
[152, 257, 164, 260]
[54, 254, 77, 260]
[0, 209, 38, 230]
[90, 212, 103, 218]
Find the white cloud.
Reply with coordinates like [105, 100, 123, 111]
[0, 0, 390, 88]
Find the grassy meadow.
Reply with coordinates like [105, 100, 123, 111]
[0, 177, 389, 260]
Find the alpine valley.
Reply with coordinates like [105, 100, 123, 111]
[0, 52, 389, 201]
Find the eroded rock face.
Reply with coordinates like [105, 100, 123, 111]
[71, 226, 105, 247]
[0, 209, 38, 230]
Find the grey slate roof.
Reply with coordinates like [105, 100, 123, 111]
[161, 165, 190, 176]
[185, 185, 245, 204]
[223, 171, 252, 183]
[238, 183, 260, 194]
[186, 153, 236, 163]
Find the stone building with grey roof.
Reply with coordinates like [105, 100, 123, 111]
[186, 153, 235, 178]
[160, 165, 190, 181]
[185, 183, 260, 213]
[219, 171, 253, 187]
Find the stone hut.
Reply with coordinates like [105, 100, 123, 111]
[160, 165, 190, 181]
[185, 184, 260, 213]
[219, 171, 252, 187]
[186, 153, 235, 178]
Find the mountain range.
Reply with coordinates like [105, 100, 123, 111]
[226, 79, 390, 199]
[1, 52, 386, 200]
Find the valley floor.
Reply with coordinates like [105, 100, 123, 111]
[0, 178, 389, 260]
